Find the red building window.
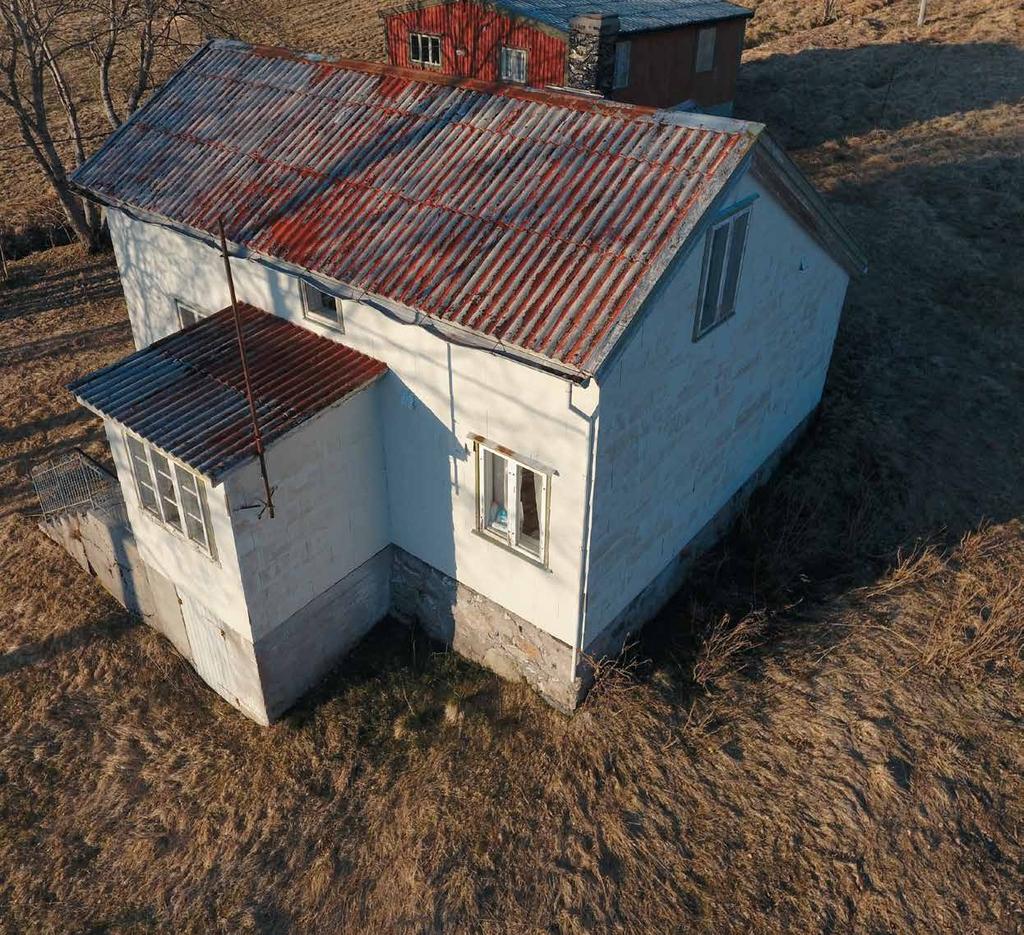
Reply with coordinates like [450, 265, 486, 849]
[409, 33, 442, 67]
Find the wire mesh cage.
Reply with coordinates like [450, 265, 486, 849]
[31, 449, 125, 521]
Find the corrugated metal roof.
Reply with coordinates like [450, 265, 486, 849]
[69, 304, 387, 480]
[72, 40, 760, 374]
[492, 0, 752, 32]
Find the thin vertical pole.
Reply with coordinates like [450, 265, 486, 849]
[218, 217, 275, 519]
[918, 0, 928, 26]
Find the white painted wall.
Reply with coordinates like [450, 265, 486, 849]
[224, 383, 390, 642]
[103, 422, 251, 639]
[583, 170, 851, 644]
[106, 209, 596, 648]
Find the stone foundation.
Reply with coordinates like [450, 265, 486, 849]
[390, 548, 580, 712]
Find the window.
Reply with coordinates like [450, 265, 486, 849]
[176, 299, 207, 329]
[409, 32, 442, 67]
[499, 46, 528, 83]
[613, 40, 631, 90]
[125, 433, 215, 554]
[695, 27, 716, 73]
[694, 207, 750, 339]
[301, 281, 344, 331]
[476, 442, 549, 564]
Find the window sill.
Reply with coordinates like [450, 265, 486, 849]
[472, 528, 551, 572]
[692, 309, 735, 343]
[302, 309, 345, 333]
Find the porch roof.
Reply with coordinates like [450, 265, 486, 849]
[69, 304, 388, 481]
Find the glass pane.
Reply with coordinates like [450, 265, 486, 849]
[699, 224, 729, 334]
[720, 213, 748, 317]
[137, 480, 160, 515]
[174, 465, 209, 548]
[516, 467, 542, 557]
[429, 36, 440, 65]
[126, 435, 146, 462]
[482, 450, 508, 537]
[150, 451, 181, 530]
[410, 34, 420, 62]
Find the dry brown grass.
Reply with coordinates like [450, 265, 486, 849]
[2, 0, 1024, 930]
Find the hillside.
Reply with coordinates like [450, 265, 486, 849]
[2, 0, 1024, 930]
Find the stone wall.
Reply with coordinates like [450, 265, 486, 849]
[391, 547, 581, 712]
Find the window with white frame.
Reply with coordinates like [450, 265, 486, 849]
[499, 46, 528, 83]
[613, 40, 631, 90]
[301, 281, 344, 331]
[175, 299, 207, 329]
[694, 207, 750, 340]
[409, 32, 442, 67]
[125, 433, 215, 554]
[476, 442, 549, 564]
[695, 27, 716, 73]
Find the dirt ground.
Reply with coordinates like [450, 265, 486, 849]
[2, 0, 1024, 931]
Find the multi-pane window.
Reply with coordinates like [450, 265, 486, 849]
[499, 46, 528, 83]
[125, 433, 214, 554]
[175, 299, 207, 329]
[694, 208, 750, 340]
[301, 281, 344, 331]
[409, 32, 442, 67]
[477, 442, 549, 564]
[695, 27, 716, 73]
[613, 40, 631, 90]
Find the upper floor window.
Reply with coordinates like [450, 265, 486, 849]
[613, 41, 631, 90]
[301, 281, 344, 332]
[409, 32, 442, 67]
[695, 27, 716, 73]
[125, 432, 215, 555]
[476, 441, 550, 565]
[499, 46, 528, 83]
[175, 299, 207, 329]
[694, 207, 750, 340]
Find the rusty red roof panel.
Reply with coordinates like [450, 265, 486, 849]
[72, 40, 758, 373]
[69, 304, 387, 479]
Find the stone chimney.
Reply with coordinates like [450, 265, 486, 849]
[566, 13, 620, 95]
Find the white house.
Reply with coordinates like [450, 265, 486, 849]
[65, 39, 864, 723]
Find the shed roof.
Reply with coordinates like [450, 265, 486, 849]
[385, 0, 753, 33]
[69, 304, 387, 480]
[71, 40, 768, 375]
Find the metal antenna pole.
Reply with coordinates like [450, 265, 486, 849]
[218, 217, 275, 519]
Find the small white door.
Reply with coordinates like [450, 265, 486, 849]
[178, 592, 265, 720]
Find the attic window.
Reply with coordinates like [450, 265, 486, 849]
[175, 299, 207, 329]
[301, 281, 344, 332]
[499, 46, 528, 83]
[125, 433, 215, 555]
[694, 207, 750, 340]
[410, 32, 442, 67]
[613, 41, 631, 90]
[476, 442, 550, 565]
[695, 27, 716, 73]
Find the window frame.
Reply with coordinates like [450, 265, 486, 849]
[124, 431, 216, 557]
[175, 298, 207, 329]
[499, 46, 528, 83]
[474, 440, 551, 568]
[409, 32, 442, 67]
[693, 205, 752, 341]
[301, 281, 345, 332]
[613, 40, 631, 90]
[695, 26, 716, 73]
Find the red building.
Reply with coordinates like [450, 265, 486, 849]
[381, 0, 753, 112]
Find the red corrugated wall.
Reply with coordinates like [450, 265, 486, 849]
[385, 1, 566, 87]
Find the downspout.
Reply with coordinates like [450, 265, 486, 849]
[569, 379, 600, 681]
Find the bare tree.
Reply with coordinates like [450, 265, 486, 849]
[0, 0, 214, 249]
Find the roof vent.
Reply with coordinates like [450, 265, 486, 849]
[566, 13, 620, 95]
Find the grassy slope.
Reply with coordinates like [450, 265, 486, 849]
[2, 0, 1024, 930]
